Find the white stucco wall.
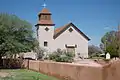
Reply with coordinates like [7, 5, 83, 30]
[38, 25, 55, 52]
[38, 25, 88, 58]
[53, 26, 88, 58]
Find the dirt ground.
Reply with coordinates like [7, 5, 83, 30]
[0, 71, 9, 77]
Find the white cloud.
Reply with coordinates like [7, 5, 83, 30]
[104, 27, 110, 30]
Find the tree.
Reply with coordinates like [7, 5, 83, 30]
[101, 31, 120, 58]
[0, 13, 35, 59]
[88, 45, 102, 58]
[101, 31, 116, 47]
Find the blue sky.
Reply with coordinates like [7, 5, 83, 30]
[0, 0, 120, 46]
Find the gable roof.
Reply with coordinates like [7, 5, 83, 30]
[54, 23, 90, 41]
[54, 23, 69, 36]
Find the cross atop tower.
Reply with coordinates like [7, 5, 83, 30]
[42, 0, 47, 8]
[37, 1, 55, 26]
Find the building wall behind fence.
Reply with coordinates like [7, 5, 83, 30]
[23, 60, 103, 80]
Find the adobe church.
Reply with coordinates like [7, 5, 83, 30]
[35, 6, 90, 58]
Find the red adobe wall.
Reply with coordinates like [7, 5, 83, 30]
[24, 60, 103, 80]
[29, 60, 40, 71]
[23, 60, 120, 80]
[102, 60, 120, 80]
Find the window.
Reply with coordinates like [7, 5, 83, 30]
[44, 15, 48, 20]
[44, 41, 48, 47]
[69, 28, 73, 32]
[65, 44, 75, 54]
[45, 27, 49, 31]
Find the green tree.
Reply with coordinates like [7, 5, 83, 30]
[0, 13, 36, 59]
[101, 31, 120, 58]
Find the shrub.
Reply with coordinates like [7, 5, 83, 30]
[48, 49, 75, 62]
[2, 59, 23, 69]
[89, 53, 102, 58]
[34, 47, 46, 60]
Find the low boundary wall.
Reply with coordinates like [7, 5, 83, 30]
[23, 60, 120, 80]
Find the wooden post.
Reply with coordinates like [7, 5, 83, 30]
[27, 59, 29, 69]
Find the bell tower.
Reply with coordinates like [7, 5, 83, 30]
[35, 1, 55, 51]
[37, 0, 54, 26]
[37, 8, 55, 26]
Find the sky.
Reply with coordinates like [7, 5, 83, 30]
[0, 0, 120, 46]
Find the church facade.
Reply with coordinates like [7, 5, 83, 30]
[35, 8, 90, 58]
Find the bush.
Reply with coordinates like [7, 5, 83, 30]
[89, 53, 102, 58]
[1, 59, 23, 69]
[34, 47, 46, 60]
[48, 49, 75, 63]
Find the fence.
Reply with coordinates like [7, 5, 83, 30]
[0, 59, 23, 69]
[23, 60, 120, 80]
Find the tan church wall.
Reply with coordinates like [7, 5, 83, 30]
[37, 25, 88, 58]
[38, 25, 55, 52]
[53, 26, 88, 58]
[36, 8, 89, 59]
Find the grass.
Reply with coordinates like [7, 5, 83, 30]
[0, 69, 60, 80]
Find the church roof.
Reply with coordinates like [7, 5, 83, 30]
[36, 8, 55, 26]
[54, 23, 90, 41]
[38, 8, 51, 15]
[54, 23, 70, 35]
